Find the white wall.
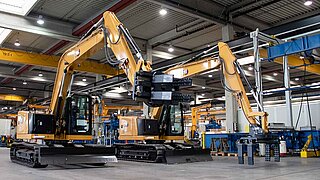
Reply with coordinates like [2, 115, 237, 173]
[237, 100, 320, 132]
[0, 119, 11, 135]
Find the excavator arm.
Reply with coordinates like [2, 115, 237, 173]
[166, 42, 269, 133]
[49, 11, 152, 134]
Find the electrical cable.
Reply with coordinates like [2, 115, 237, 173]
[294, 58, 318, 157]
[218, 56, 262, 132]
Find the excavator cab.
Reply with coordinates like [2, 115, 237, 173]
[11, 94, 117, 168]
[159, 104, 184, 137]
[64, 94, 92, 135]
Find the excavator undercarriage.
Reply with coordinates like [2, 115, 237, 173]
[115, 142, 211, 164]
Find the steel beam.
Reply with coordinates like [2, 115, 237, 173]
[192, 78, 221, 91]
[0, 12, 79, 42]
[231, 0, 279, 18]
[148, 19, 204, 45]
[147, 0, 225, 25]
[0, 48, 118, 76]
[260, 49, 320, 76]
[0, 94, 25, 102]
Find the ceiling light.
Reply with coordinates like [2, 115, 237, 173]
[168, 45, 174, 52]
[208, 74, 213, 78]
[273, 72, 278, 76]
[37, 15, 44, 25]
[12, 87, 16, 91]
[295, 77, 300, 81]
[202, 86, 206, 89]
[38, 72, 43, 77]
[14, 39, 20, 46]
[32, 77, 46, 82]
[304, 1, 313, 6]
[201, 94, 205, 96]
[23, 81, 27, 85]
[159, 8, 167, 16]
[82, 77, 87, 82]
[109, 86, 128, 93]
[248, 65, 254, 71]
[75, 81, 87, 86]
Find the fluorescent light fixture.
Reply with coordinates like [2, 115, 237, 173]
[159, 8, 167, 16]
[295, 77, 300, 81]
[0, 28, 12, 45]
[264, 75, 276, 82]
[109, 86, 128, 93]
[200, 98, 214, 102]
[238, 56, 254, 65]
[38, 72, 43, 77]
[273, 72, 278, 76]
[202, 86, 206, 89]
[12, 87, 16, 91]
[75, 81, 87, 86]
[152, 50, 176, 59]
[208, 74, 213, 78]
[23, 81, 27, 85]
[82, 77, 87, 82]
[0, 0, 39, 16]
[103, 92, 123, 99]
[311, 82, 320, 89]
[304, 1, 313, 6]
[31, 77, 46, 82]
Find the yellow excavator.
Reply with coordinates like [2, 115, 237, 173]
[10, 11, 194, 167]
[11, 10, 278, 167]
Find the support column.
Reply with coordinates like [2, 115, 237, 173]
[283, 55, 293, 128]
[222, 24, 238, 133]
[94, 74, 104, 144]
[251, 29, 264, 112]
[143, 42, 153, 118]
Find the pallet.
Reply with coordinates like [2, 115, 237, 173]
[210, 151, 227, 156]
[227, 153, 238, 157]
[228, 153, 247, 157]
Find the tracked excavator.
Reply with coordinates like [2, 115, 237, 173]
[10, 11, 195, 167]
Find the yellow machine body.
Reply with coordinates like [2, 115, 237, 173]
[118, 116, 184, 141]
[16, 111, 92, 141]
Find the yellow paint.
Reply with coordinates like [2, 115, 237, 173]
[300, 135, 320, 158]
[0, 48, 119, 76]
[0, 94, 25, 102]
[166, 42, 270, 133]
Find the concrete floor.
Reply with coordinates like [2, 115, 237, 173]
[1, 148, 320, 180]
